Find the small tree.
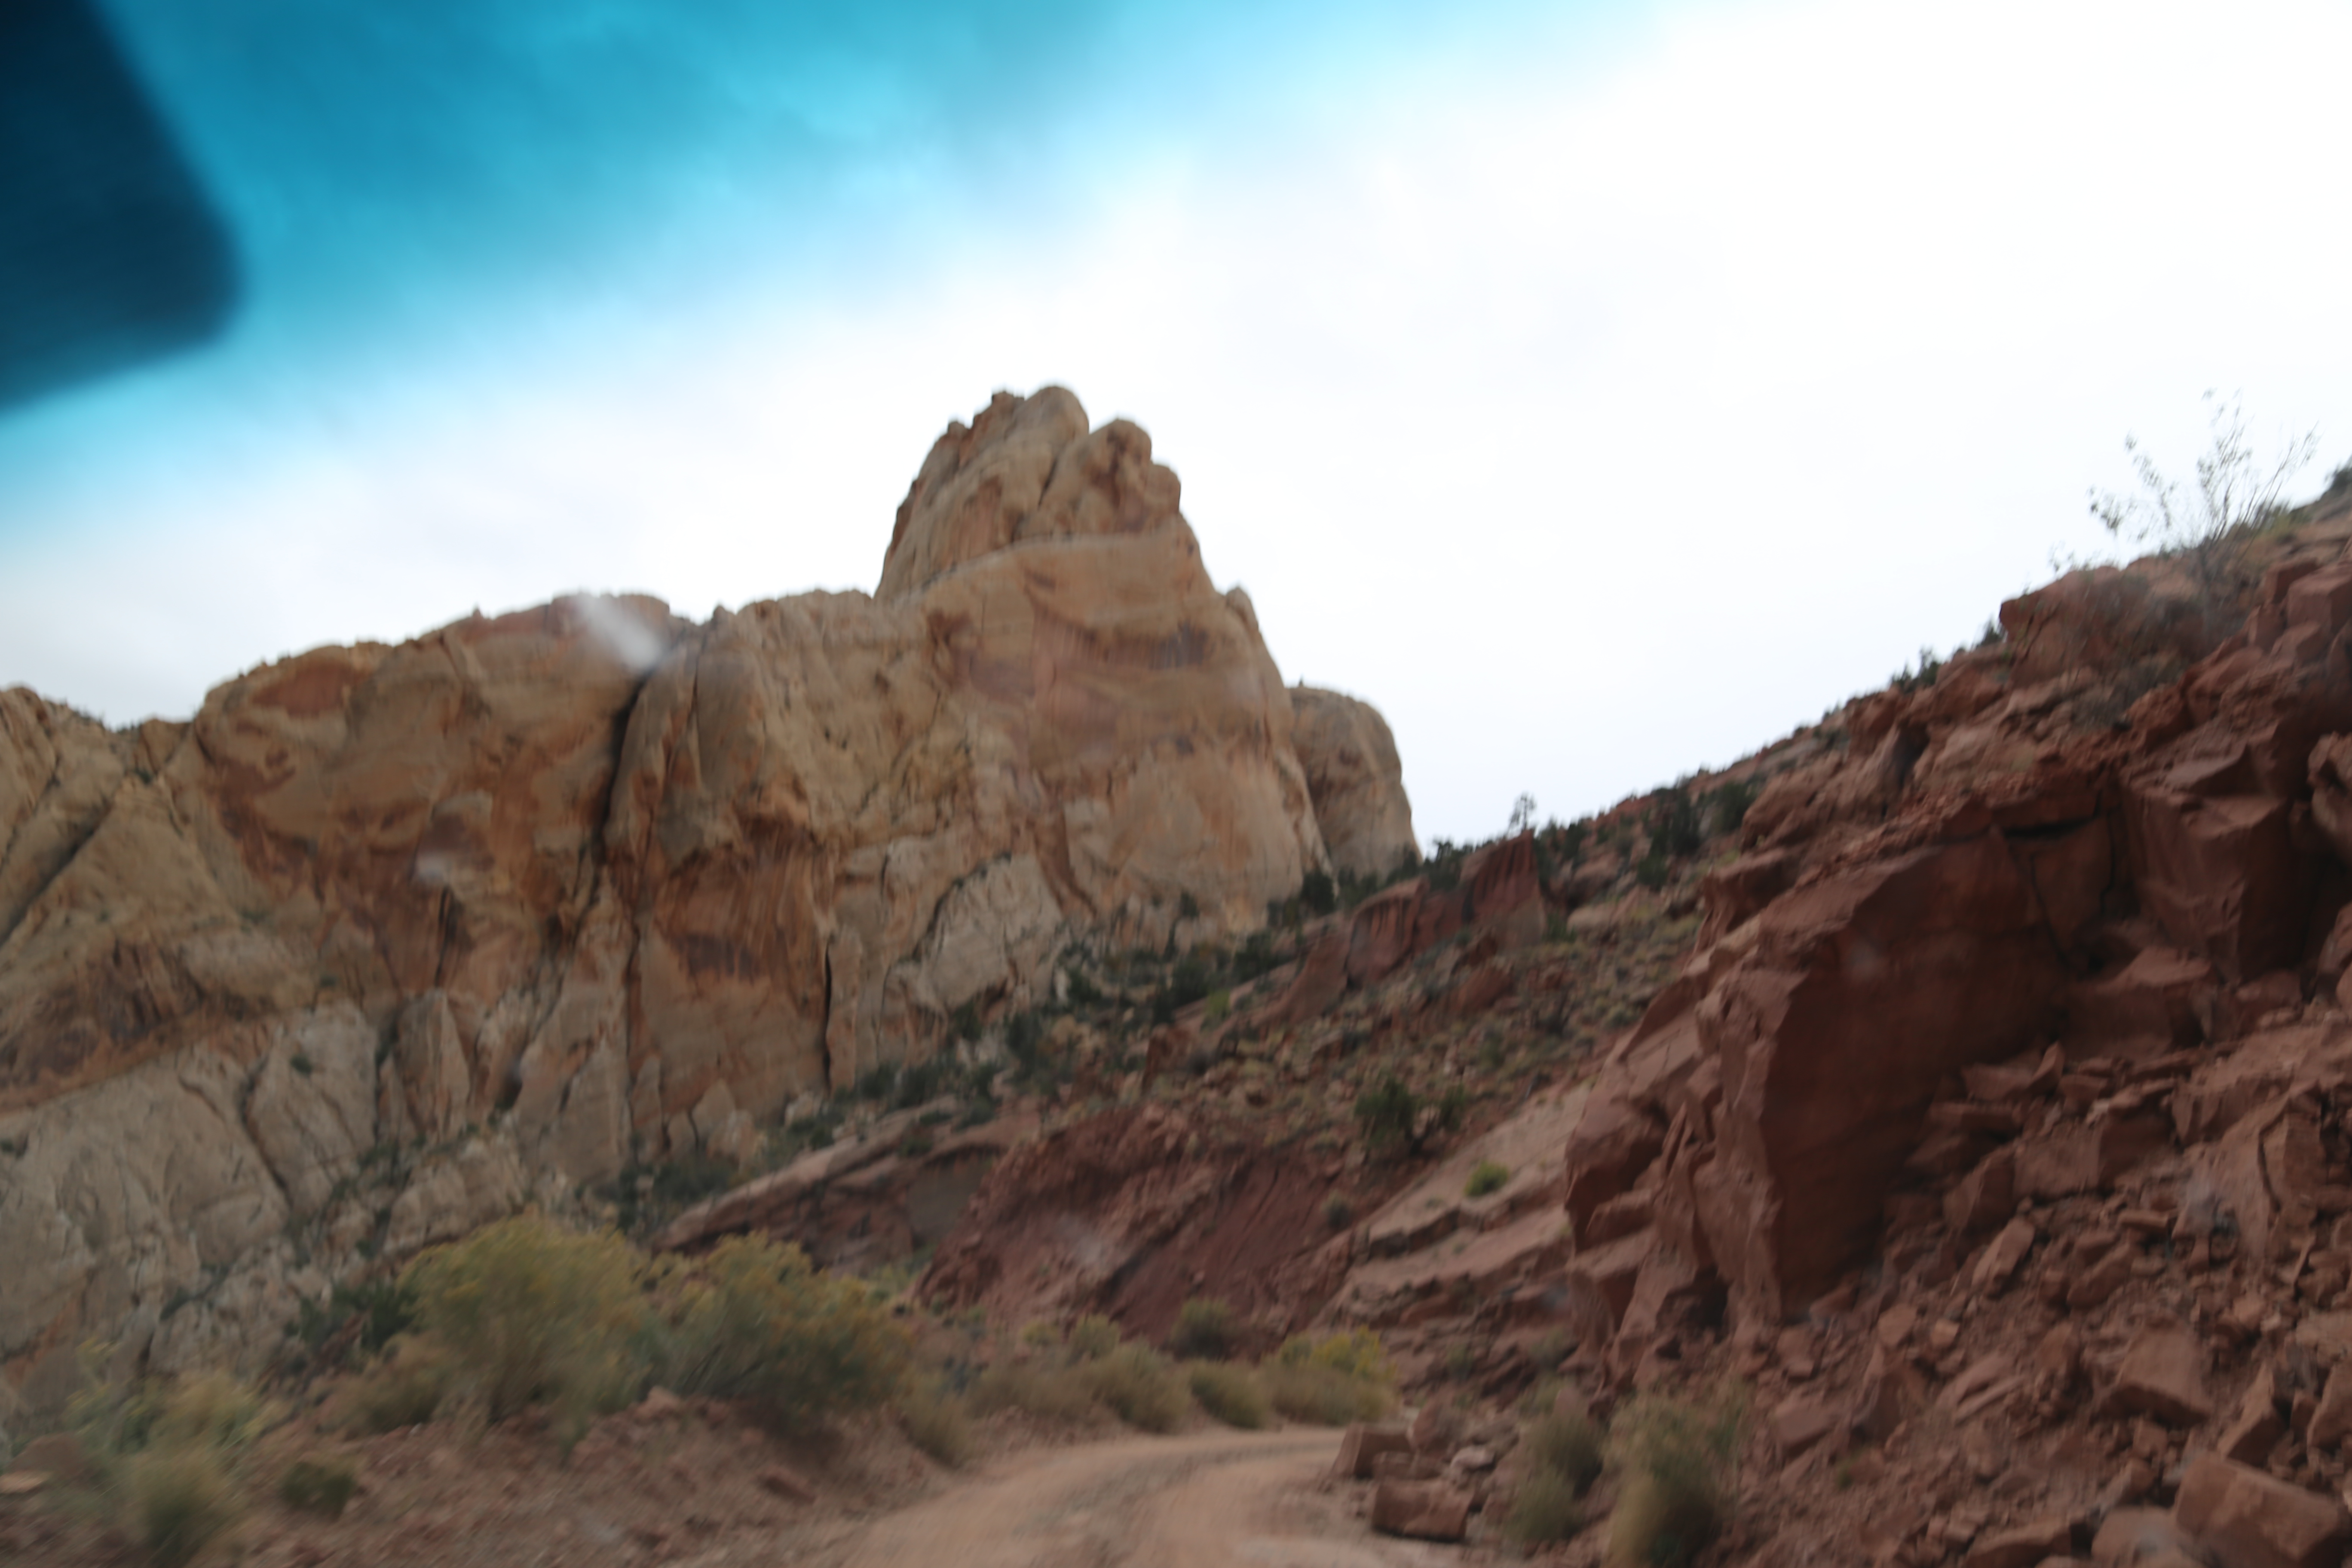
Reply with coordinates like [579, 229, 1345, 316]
[2088, 391, 2319, 594]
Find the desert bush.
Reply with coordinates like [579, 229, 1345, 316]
[1529, 1328, 1573, 1372]
[1261, 1361, 1390, 1425]
[897, 1381, 974, 1467]
[1706, 779, 1759, 837]
[129, 1443, 246, 1568]
[1168, 1298, 1237, 1360]
[1465, 1160, 1510, 1198]
[1322, 1192, 1354, 1231]
[1068, 1314, 1121, 1361]
[1261, 1329, 1396, 1424]
[2089, 390, 2319, 594]
[1606, 1389, 1744, 1568]
[277, 1455, 359, 1519]
[1503, 1466, 1586, 1546]
[1084, 1345, 1188, 1433]
[336, 1335, 452, 1433]
[73, 1372, 273, 1568]
[404, 1215, 647, 1426]
[965, 1360, 1100, 1425]
[1277, 1327, 1393, 1383]
[1353, 1075, 1419, 1155]
[1647, 786, 1703, 860]
[1526, 1407, 1606, 1495]
[1187, 1363, 1268, 1429]
[1300, 870, 1337, 915]
[1203, 988, 1232, 1026]
[656, 1235, 909, 1432]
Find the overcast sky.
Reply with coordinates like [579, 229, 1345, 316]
[4, 0, 2350, 845]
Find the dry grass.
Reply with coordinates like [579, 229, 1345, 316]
[1605, 1389, 1743, 1568]
[897, 1381, 974, 1467]
[1186, 1363, 1268, 1429]
[127, 1444, 245, 1568]
[1503, 1466, 1586, 1547]
[1084, 1346, 1188, 1433]
[1259, 1329, 1395, 1425]
[334, 1336, 452, 1434]
[966, 1360, 1101, 1425]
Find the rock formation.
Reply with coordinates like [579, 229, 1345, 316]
[0, 388, 1416, 1404]
[1564, 504, 2352, 1349]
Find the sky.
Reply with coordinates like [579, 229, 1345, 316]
[3, 0, 2350, 847]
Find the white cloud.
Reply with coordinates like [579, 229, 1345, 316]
[3, 0, 2348, 843]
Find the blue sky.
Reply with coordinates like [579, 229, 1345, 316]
[5, 0, 2352, 844]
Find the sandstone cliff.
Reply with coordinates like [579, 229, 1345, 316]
[0, 388, 1415, 1406]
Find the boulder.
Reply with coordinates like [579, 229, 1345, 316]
[1369, 1477, 1473, 1541]
[2102, 1323, 2212, 1426]
[1965, 1518, 2073, 1568]
[2174, 1453, 2349, 1568]
[1681, 831, 2068, 1318]
[2120, 752, 2312, 983]
[1336, 1422, 1415, 1479]
[1769, 1392, 1841, 1457]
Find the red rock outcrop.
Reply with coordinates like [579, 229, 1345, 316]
[1562, 502, 2352, 1342]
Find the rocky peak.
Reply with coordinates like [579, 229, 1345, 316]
[876, 386, 1187, 601]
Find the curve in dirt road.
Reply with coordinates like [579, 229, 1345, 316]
[833, 1427, 1445, 1568]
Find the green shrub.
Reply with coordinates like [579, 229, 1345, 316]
[277, 1455, 359, 1519]
[1606, 1390, 1744, 1568]
[336, 1335, 452, 1433]
[129, 1444, 246, 1568]
[1275, 1327, 1393, 1383]
[1300, 871, 1337, 915]
[1262, 1330, 1395, 1424]
[1322, 1193, 1354, 1231]
[656, 1235, 909, 1432]
[1505, 1466, 1586, 1546]
[1084, 1345, 1188, 1433]
[1706, 779, 1759, 837]
[1353, 1075, 1419, 1155]
[404, 1216, 647, 1426]
[1203, 989, 1231, 1026]
[965, 1360, 1099, 1425]
[1168, 1298, 1237, 1360]
[1526, 1407, 1606, 1495]
[1260, 1360, 1391, 1425]
[897, 1381, 974, 1467]
[1187, 1362, 1268, 1429]
[150, 1373, 268, 1457]
[1068, 1314, 1121, 1361]
[1465, 1160, 1510, 1198]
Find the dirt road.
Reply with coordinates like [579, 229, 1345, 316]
[830, 1427, 1458, 1568]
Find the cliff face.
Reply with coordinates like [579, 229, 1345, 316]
[1563, 509, 2352, 1355]
[0, 387, 1416, 1404]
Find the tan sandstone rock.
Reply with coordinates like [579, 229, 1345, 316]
[0, 388, 1416, 1400]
